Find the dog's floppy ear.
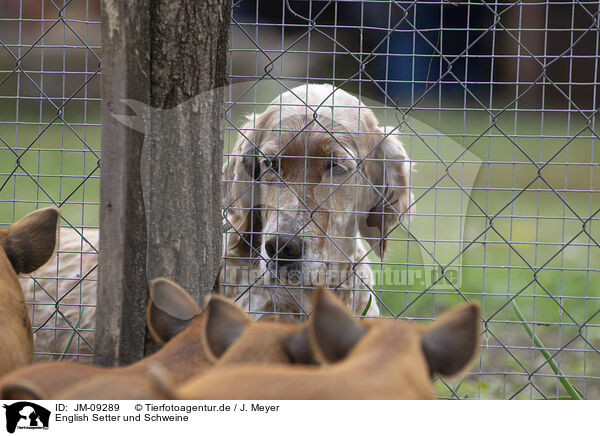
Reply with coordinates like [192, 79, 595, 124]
[203, 296, 253, 360]
[223, 107, 280, 252]
[421, 303, 481, 377]
[1, 206, 60, 274]
[146, 278, 201, 343]
[222, 127, 262, 251]
[309, 288, 367, 363]
[359, 133, 413, 258]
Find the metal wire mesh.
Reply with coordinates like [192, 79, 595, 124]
[223, 0, 600, 399]
[0, 0, 100, 363]
[1, 0, 597, 399]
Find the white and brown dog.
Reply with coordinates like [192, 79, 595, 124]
[221, 84, 413, 321]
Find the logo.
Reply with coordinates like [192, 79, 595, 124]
[3, 402, 50, 433]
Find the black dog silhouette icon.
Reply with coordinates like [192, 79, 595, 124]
[3, 402, 50, 433]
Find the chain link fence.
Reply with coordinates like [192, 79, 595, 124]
[0, 0, 100, 363]
[1, 0, 598, 399]
[223, 0, 599, 399]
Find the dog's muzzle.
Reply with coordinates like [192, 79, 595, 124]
[264, 234, 304, 275]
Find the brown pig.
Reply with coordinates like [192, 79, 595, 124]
[1, 278, 313, 400]
[0, 207, 60, 377]
[175, 288, 481, 400]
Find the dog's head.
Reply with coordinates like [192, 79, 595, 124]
[223, 84, 413, 286]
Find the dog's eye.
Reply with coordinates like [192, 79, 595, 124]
[262, 158, 279, 173]
[324, 160, 349, 177]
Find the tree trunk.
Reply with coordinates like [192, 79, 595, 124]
[97, 0, 231, 365]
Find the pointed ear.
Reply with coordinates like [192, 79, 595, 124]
[1, 381, 44, 401]
[309, 288, 367, 363]
[284, 324, 317, 365]
[146, 278, 201, 343]
[421, 303, 481, 377]
[2, 206, 60, 274]
[203, 296, 252, 360]
[359, 134, 413, 258]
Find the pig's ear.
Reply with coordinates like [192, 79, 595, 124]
[284, 324, 317, 365]
[309, 288, 367, 363]
[147, 278, 201, 343]
[203, 296, 252, 360]
[1, 381, 44, 401]
[3, 206, 60, 274]
[421, 303, 481, 377]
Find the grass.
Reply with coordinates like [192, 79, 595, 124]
[1, 101, 598, 399]
[368, 108, 600, 399]
[0, 102, 101, 227]
[58, 299, 86, 362]
[511, 298, 584, 400]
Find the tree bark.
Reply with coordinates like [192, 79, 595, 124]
[96, 0, 151, 366]
[97, 0, 231, 365]
[145, 0, 231, 301]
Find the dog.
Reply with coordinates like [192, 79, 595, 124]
[221, 84, 413, 322]
[18, 227, 98, 361]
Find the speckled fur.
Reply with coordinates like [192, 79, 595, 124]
[222, 84, 413, 322]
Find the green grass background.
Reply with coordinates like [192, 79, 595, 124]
[1, 94, 598, 399]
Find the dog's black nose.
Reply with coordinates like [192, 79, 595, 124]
[265, 235, 303, 265]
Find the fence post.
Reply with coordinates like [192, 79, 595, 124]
[96, 0, 231, 365]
